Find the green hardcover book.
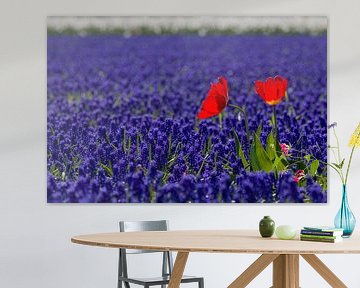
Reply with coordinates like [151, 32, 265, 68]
[300, 234, 339, 240]
[300, 236, 342, 243]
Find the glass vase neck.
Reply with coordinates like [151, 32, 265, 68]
[341, 185, 349, 208]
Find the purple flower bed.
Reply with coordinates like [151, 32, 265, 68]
[47, 34, 327, 203]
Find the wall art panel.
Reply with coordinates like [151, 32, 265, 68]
[47, 16, 327, 203]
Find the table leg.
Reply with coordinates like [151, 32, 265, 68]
[168, 251, 189, 288]
[301, 254, 347, 288]
[229, 253, 348, 288]
[228, 254, 279, 288]
[272, 254, 299, 288]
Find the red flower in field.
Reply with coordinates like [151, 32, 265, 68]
[255, 76, 288, 105]
[294, 170, 305, 183]
[280, 143, 290, 156]
[197, 77, 229, 119]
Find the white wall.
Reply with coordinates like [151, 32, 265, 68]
[1, 0, 360, 287]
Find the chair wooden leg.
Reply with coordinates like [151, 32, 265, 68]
[301, 254, 347, 288]
[168, 252, 189, 288]
[272, 254, 299, 288]
[228, 254, 279, 288]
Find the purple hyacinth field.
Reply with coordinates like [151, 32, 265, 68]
[47, 18, 327, 203]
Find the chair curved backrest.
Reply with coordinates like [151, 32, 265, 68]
[119, 220, 169, 254]
[120, 220, 168, 232]
[118, 220, 174, 288]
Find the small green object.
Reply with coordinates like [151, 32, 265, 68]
[310, 160, 319, 176]
[259, 216, 275, 238]
[275, 225, 297, 240]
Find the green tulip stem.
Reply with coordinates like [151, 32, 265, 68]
[272, 105, 278, 144]
[228, 104, 250, 142]
[218, 112, 223, 129]
[345, 145, 356, 186]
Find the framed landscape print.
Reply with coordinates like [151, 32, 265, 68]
[47, 16, 327, 203]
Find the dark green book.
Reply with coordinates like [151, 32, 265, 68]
[300, 236, 342, 243]
[300, 234, 338, 240]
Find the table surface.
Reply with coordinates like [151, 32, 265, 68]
[71, 230, 360, 254]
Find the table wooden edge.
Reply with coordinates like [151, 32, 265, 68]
[71, 235, 360, 254]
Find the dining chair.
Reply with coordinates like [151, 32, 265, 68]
[118, 220, 204, 288]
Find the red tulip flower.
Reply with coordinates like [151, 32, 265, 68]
[254, 76, 288, 105]
[197, 77, 229, 119]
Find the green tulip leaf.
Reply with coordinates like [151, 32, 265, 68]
[273, 155, 286, 171]
[266, 131, 276, 161]
[310, 160, 319, 176]
[254, 133, 273, 172]
[232, 129, 249, 170]
[250, 141, 261, 171]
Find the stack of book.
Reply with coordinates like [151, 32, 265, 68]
[300, 226, 344, 243]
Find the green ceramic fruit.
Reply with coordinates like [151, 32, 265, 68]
[259, 216, 275, 237]
[275, 225, 297, 240]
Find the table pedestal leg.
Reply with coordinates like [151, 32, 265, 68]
[301, 254, 347, 288]
[272, 254, 299, 288]
[228, 254, 279, 288]
[228, 253, 349, 288]
[168, 252, 189, 288]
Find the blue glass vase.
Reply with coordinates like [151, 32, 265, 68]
[334, 185, 356, 237]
